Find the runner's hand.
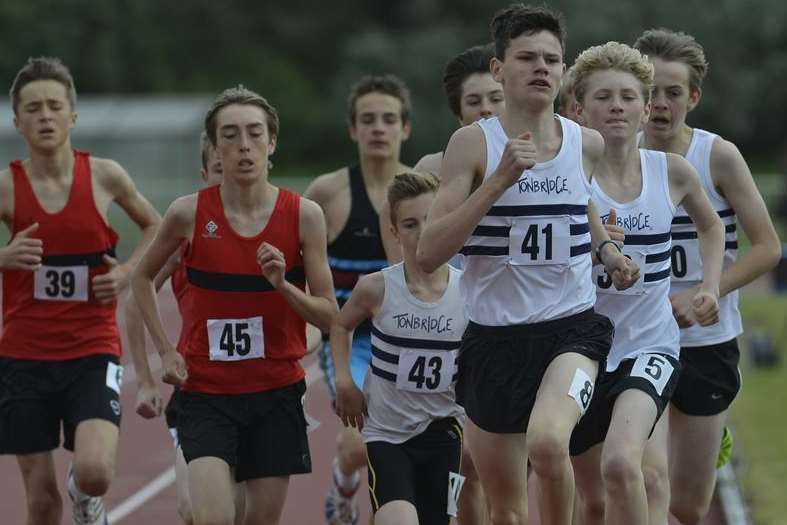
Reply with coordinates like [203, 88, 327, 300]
[692, 289, 720, 326]
[605, 251, 640, 290]
[161, 349, 188, 386]
[669, 285, 698, 328]
[257, 242, 286, 290]
[604, 208, 625, 246]
[490, 132, 537, 188]
[0, 223, 43, 271]
[335, 376, 367, 430]
[135, 381, 162, 419]
[93, 255, 129, 304]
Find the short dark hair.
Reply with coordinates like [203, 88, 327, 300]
[348, 74, 412, 125]
[388, 171, 440, 225]
[443, 44, 496, 118]
[633, 28, 708, 92]
[490, 4, 566, 60]
[10, 57, 77, 114]
[204, 85, 279, 146]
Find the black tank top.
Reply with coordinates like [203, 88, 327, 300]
[327, 166, 388, 332]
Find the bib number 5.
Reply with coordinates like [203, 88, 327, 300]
[207, 317, 264, 361]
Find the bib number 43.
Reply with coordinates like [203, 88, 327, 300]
[396, 349, 455, 393]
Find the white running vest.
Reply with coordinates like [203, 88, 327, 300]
[591, 150, 680, 371]
[670, 129, 742, 346]
[461, 115, 595, 325]
[363, 263, 466, 444]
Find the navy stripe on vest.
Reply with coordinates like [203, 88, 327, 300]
[370, 363, 397, 382]
[644, 269, 670, 283]
[371, 325, 461, 350]
[645, 249, 671, 264]
[570, 243, 592, 257]
[671, 231, 698, 241]
[187, 266, 305, 292]
[726, 241, 738, 250]
[42, 247, 117, 268]
[372, 344, 399, 365]
[625, 232, 672, 245]
[672, 209, 736, 225]
[486, 204, 587, 217]
[459, 245, 507, 256]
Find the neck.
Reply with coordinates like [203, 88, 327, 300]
[358, 155, 403, 190]
[499, 103, 557, 145]
[402, 252, 448, 288]
[28, 143, 74, 179]
[600, 136, 641, 183]
[643, 123, 693, 155]
[221, 173, 274, 213]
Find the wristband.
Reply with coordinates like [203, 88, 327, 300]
[596, 239, 621, 265]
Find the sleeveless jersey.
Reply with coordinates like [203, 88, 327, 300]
[461, 115, 595, 325]
[0, 150, 120, 360]
[179, 185, 306, 394]
[364, 263, 466, 444]
[590, 150, 679, 371]
[170, 242, 189, 351]
[327, 166, 388, 332]
[670, 129, 742, 346]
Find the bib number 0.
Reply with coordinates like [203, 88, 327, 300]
[669, 241, 702, 282]
[207, 317, 264, 361]
[34, 265, 88, 302]
[509, 216, 570, 265]
[396, 349, 455, 393]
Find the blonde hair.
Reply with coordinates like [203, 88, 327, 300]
[387, 171, 440, 225]
[634, 28, 708, 93]
[557, 64, 577, 114]
[572, 41, 654, 104]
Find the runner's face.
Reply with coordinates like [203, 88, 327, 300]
[577, 69, 649, 143]
[392, 192, 435, 257]
[458, 73, 504, 126]
[492, 31, 564, 110]
[14, 80, 76, 152]
[350, 93, 410, 161]
[200, 145, 223, 186]
[646, 58, 700, 140]
[214, 104, 275, 185]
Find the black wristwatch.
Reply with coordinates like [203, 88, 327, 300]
[596, 239, 621, 265]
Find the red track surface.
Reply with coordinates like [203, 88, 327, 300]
[0, 285, 726, 524]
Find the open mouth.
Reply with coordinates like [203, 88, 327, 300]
[650, 116, 670, 126]
[529, 79, 550, 88]
[238, 159, 254, 168]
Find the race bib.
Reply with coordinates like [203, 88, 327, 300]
[593, 250, 646, 295]
[670, 241, 702, 282]
[509, 215, 570, 266]
[395, 349, 455, 393]
[630, 353, 675, 396]
[34, 265, 89, 302]
[207, 317, 264, 361]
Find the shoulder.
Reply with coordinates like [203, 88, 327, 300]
[353, 271, 386, 304]
[0, 167, 13, 190]
[666, 152, 698, 185]
[303, 167, 350, 203]
[298, 196, 326, 226]
[580, 126, 605, 158]
[709, 135, 747, 174]
[166, 193, 199, 224]
[414, 152, 443, 174]
[90, 156, 135, 193]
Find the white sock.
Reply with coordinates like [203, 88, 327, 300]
[333, 458, 360, 493]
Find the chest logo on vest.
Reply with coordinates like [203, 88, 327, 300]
[601, 212, 651, 232]
[517, 174, 569, 195]
[353, 226, 378, 239]
[203, 220, 221, 239]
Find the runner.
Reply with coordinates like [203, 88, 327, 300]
[635, 28, 781, 525]
[304, 74, 412, 525]
[333, 171, 465, 525]
[417, 6, 639, 524]
[131, 86, 337, 525]
[566, 41, 724, 525]
[0, 56, 161, 525]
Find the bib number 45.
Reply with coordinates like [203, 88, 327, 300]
[207, 317, 264, 361]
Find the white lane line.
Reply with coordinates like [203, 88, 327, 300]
[108, 360, 325, 524]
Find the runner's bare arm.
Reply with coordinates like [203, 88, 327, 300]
[669, 154, 724, 325]
[711, 138, 781, 296]
[418, 126, 514, 272]
[131, 195, 195, 385]
[259, 198, 337, 332]
[331, 272, 385, 429]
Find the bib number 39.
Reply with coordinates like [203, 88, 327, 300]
[207, 317, 264, 361]
[396, 349, 455, 393]
[34, 265, 89, 302]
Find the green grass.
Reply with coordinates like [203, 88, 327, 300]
[731, 293, 787, 525]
